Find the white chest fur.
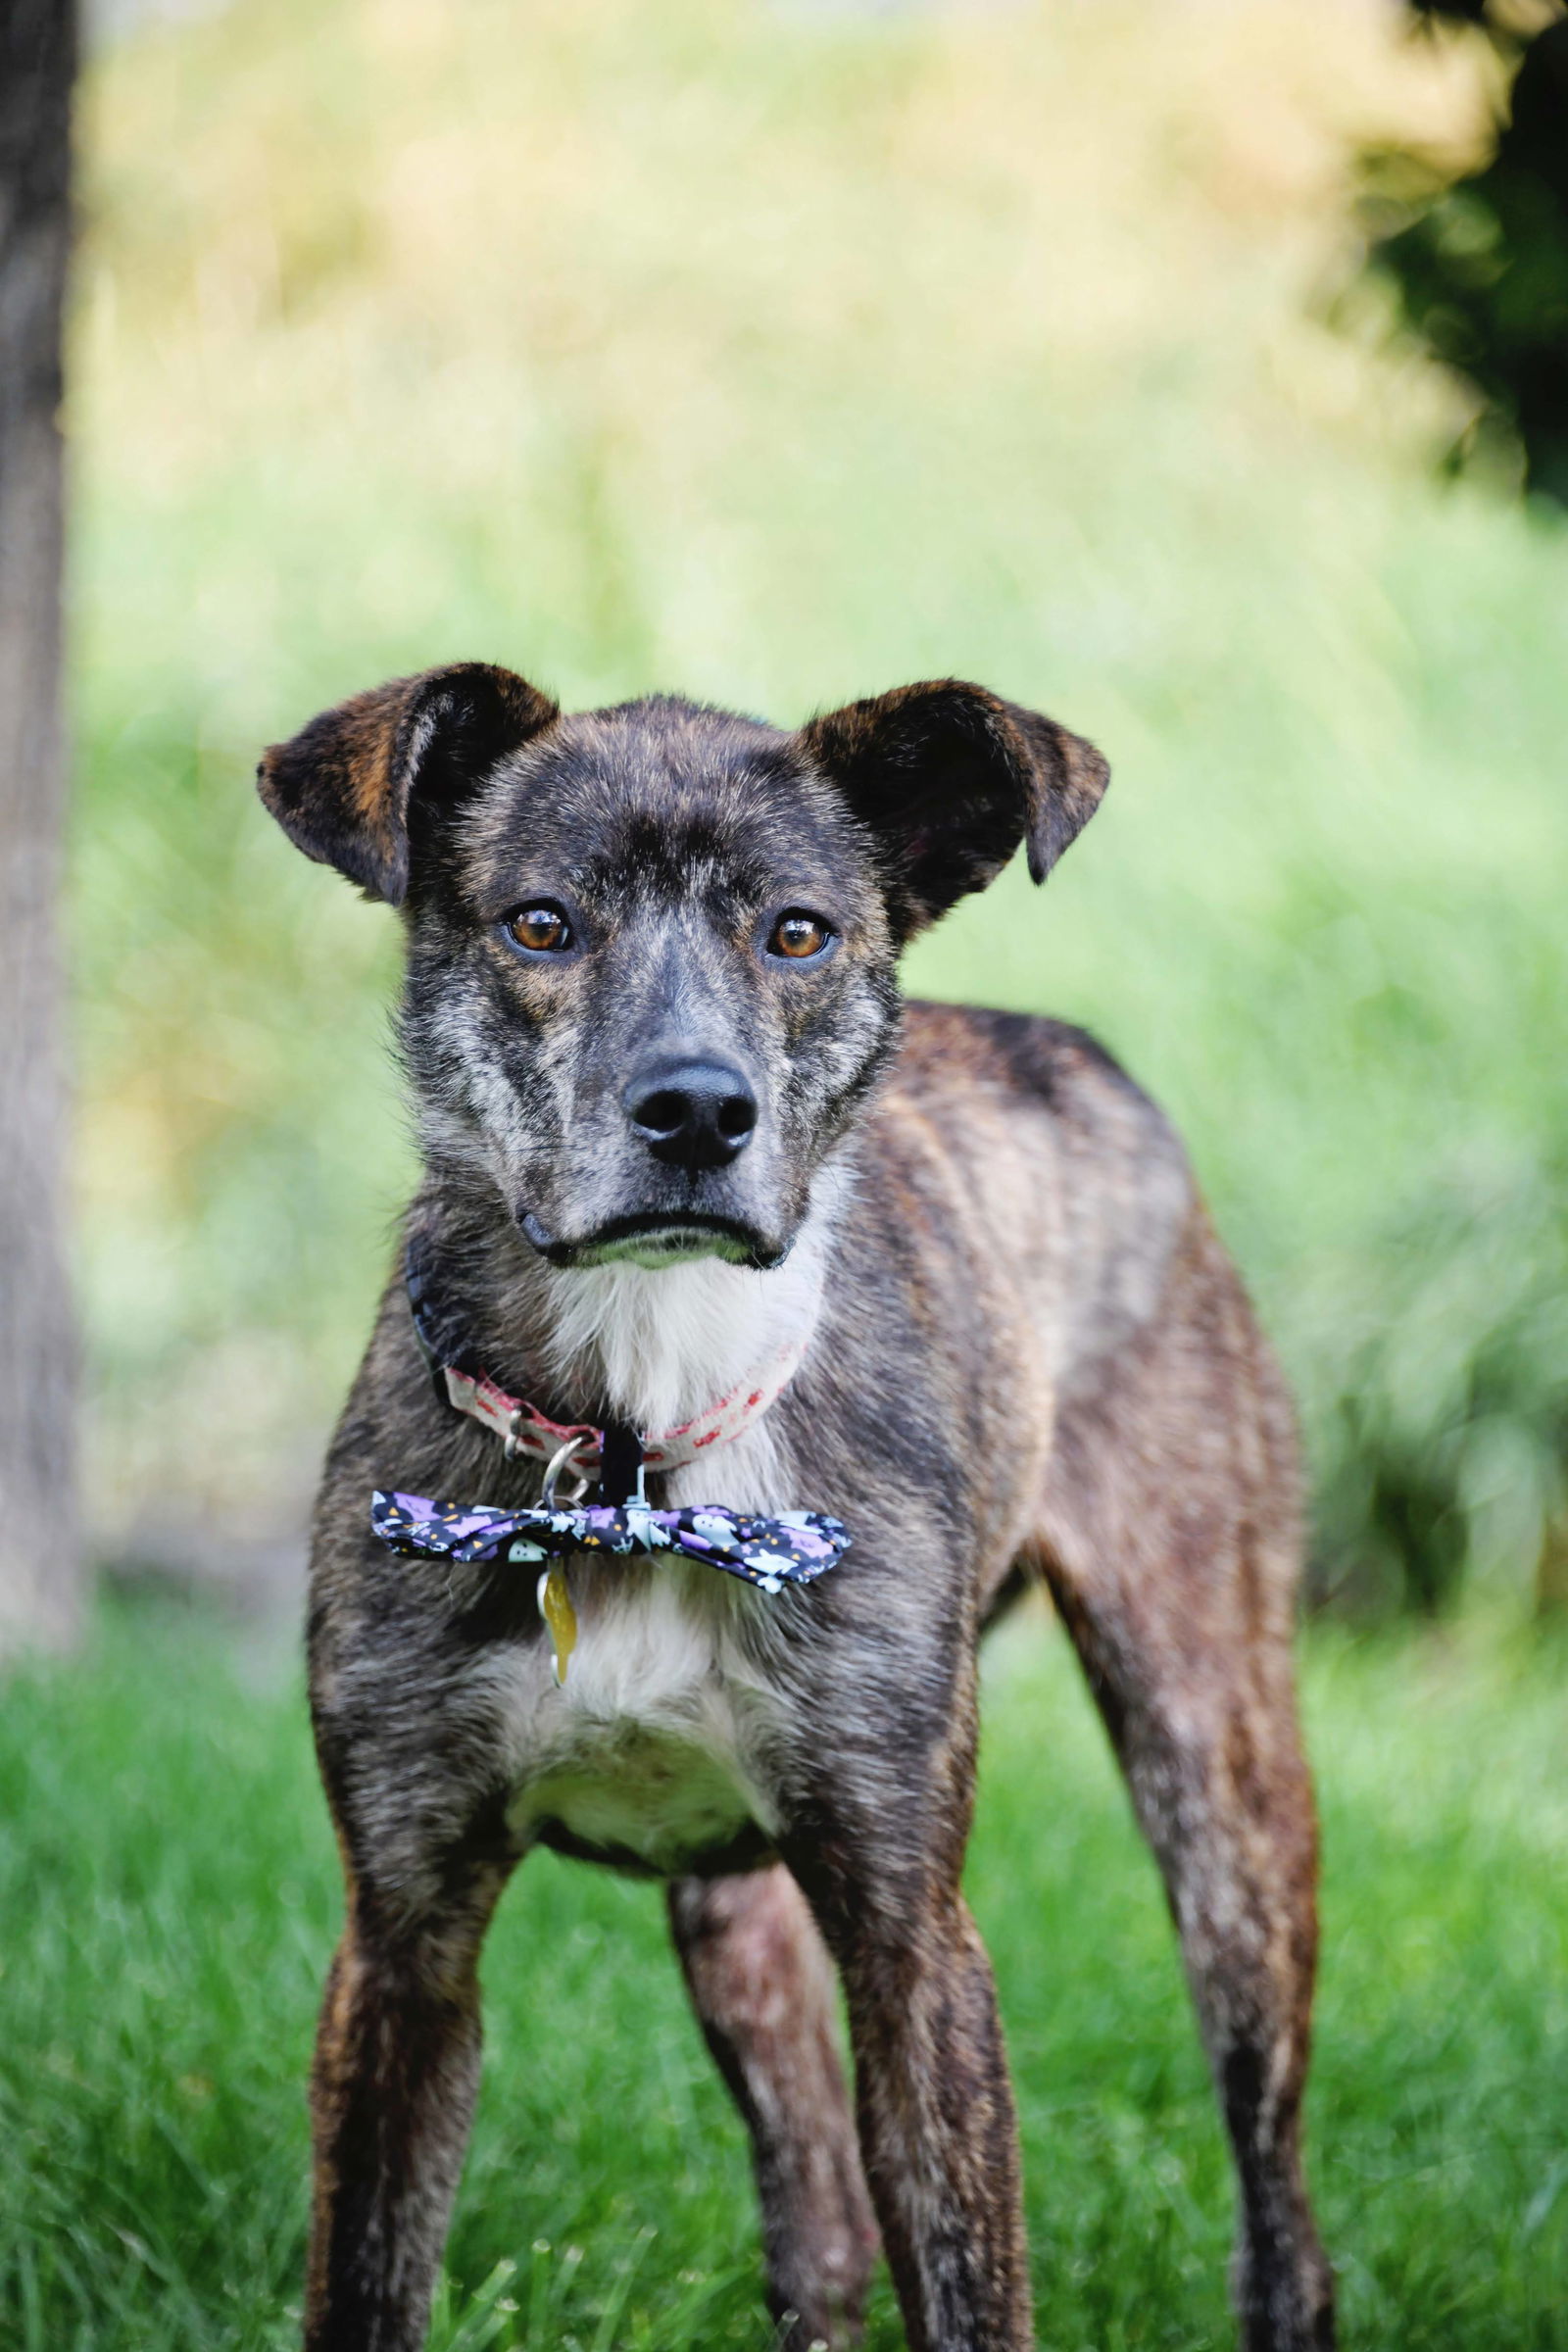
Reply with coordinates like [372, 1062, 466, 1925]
[495, 1231, 831, 1872]
[499, 1544, 782, 1874]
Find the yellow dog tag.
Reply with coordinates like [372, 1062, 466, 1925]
[537, 1567, 577, 1686]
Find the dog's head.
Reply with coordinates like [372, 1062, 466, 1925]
[260, 666, 1107, 1270]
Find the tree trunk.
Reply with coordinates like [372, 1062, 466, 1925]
[0, 0, 80, 1655]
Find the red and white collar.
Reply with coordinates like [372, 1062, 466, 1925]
[439, 1335, 809, 1481]
[404, 1230, 808, 1484]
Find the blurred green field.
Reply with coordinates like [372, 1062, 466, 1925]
[3, 1597, 1566, 2349]
[69, 0, 1568, 1612]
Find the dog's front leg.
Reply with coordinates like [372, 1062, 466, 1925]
[305, 1874, 505, 2352]
[787, 1828, 1032, 2352]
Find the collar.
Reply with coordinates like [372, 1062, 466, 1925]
[405, 1232, 809, 1487]
[385, 1232, 850, 1660]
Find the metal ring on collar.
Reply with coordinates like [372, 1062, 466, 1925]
[541, 1433, 594, 1509]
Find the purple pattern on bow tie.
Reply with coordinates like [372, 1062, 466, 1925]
[370, 1490, 849, 1593]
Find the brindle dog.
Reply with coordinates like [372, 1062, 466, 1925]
[259, 666, 1334, 2352]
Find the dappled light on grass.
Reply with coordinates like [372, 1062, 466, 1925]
[1, 1599, 1564, 2347]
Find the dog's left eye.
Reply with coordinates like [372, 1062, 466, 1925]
[768, 910, 834, 960]
[505, 904, 573, 955]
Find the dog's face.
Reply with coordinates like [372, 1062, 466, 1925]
[401, 699, 904, 1272]
[260, 667, 1107, 1271]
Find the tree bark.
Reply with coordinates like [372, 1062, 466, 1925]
[0, 0, 80, 1654]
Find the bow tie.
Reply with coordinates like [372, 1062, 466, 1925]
[371, 1490, 850, 1592]
[371, 1488, 849, 1689]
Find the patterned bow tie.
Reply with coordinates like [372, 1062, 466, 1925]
[371, 1490, 850, 1685]
[372, 1490, 849, 1591]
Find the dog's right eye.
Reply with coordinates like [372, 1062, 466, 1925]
[504, 904, 573, 955]
[507, 906, 571, 954]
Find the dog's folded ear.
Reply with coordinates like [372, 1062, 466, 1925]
[800, 680, 1108, 941]
[258, 662, 559, 905]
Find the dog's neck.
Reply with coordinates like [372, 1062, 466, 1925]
[533, 1210, 837, 1433]
[417, 1154, 852, 1437]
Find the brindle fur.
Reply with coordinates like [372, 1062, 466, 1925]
[259, 668, 1334, 2352]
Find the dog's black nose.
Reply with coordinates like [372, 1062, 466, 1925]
[624, 1060, 758, 1173]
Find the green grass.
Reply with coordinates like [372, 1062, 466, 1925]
[3, 1598, 1566, 2349]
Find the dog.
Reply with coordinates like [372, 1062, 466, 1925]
[258, 665, 1334, 2352]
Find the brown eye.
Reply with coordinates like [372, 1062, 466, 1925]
[506, 904, 572, 954]
[769, 910, 832, 960]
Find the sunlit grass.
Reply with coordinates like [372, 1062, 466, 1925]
[2, 1597, 1565, 2348]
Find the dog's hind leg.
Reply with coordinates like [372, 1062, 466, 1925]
[1048, 1558, 1334, 2351]
[1038, 1223, 1335, 2351]
[668, 1865, 879, 2348]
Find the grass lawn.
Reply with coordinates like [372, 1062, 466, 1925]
[3, 1597, 1565, 2350]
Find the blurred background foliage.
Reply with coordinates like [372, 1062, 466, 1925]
[72, 0, 1568, 1616]
[1358, 0, 1568, 503]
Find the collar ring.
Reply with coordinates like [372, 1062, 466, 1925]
[540, 1433, 593, 1509]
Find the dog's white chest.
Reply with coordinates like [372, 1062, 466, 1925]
[499, 1561, 780, 1875]
[490, 1250, 822, 1875]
